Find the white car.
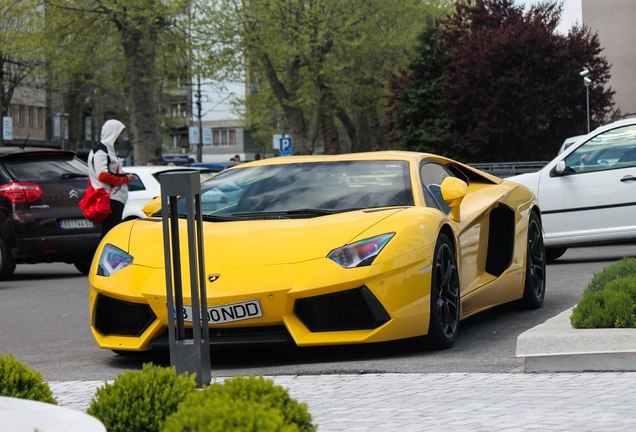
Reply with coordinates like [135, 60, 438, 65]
[509, 116, 636, 261]
[122, 166, 197, 220]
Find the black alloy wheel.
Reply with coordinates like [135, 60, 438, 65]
[426, 233, 460, 349]
[520, 212, 546, 309]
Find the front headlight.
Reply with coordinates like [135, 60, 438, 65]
[327, 233, 395, 268]
[97, 244, 134, 277]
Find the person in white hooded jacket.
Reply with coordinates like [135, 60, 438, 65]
[87, 119, 136, 238]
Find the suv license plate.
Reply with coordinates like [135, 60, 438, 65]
[60, 219, 94, 229]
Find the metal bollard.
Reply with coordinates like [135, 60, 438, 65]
[159, 171, 211, 387]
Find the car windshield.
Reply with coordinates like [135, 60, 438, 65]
[175, 160, 414, 220]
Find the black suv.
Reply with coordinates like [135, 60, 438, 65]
[0, 148, 101, 279]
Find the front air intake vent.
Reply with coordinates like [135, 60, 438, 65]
[294, 287, 390, 332]
[93, 295, 156, 336]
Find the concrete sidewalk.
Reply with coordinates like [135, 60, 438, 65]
[50, 372, 636, 431]
[517, 307, 636, 372]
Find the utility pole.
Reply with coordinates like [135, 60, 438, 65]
[196, 76, 203, 163]
[1, 59, 4, 147]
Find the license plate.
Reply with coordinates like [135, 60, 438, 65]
[59, 219, 94, 229]
[182, 299, 263, 324]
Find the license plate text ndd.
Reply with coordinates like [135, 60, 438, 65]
[60, 219, 94, 229]
[182, 299, 263, 324]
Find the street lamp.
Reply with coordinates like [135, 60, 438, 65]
[580, 69, 592, 133]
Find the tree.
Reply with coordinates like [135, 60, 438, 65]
[386, 23, 455, 157]
[389, 0, 616, 162]
[0, 0, 45, 144]
[194, 0, 449, 155]
[36, 0, 189, 164]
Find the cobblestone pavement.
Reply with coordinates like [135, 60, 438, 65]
[50, 372, 636, 431]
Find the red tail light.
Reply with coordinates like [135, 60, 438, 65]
[0, 182, 43, 203]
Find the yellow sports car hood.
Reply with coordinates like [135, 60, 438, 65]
[127, 209, 405, 268]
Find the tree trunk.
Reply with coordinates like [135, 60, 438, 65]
[119, 27, 163, 166]
[321, 112, 341, 154]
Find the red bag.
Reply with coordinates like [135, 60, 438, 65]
[79, 182, 111, 223]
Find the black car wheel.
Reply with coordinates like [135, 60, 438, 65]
[519, 212, 546, 309]
[0, 236, 16, 280]
[426, 233, 460, 349]
[545, 246, 567, 263]
[74, 257, 93, 275]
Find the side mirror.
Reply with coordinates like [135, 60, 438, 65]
[441, 177, 467, 222]
[555, 160, 566, 175]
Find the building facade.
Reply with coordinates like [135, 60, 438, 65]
[583, 0, 636, 114]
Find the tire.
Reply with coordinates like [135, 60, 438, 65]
[0, 236, 16, 280]
[545, 247, 567, 262]
[74, 257, 93, 275]
[426, 233, 460, 349]
[519, 212, 546, 309]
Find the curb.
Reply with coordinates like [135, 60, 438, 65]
[516, 307, 636, 372]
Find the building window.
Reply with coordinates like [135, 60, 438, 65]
[17, 106, 23, 126]
[36, 108, 42, 128]
[27, 107, 33, 127]
[229, 129, 236, 146]
[213, 130, 220, 146]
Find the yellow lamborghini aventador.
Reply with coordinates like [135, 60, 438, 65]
[88, 151, 545, 353]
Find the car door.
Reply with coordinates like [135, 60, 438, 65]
[536, 123, 636, 245]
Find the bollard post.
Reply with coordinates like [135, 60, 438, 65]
[159, 171, 211, 387]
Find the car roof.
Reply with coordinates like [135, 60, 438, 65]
[122, 165, 197, 174]
[0, 147, 77, 159]
[185, 162, 240, 169]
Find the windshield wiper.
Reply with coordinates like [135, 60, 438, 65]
[285, 208, 366, 215]
[61, 173, 88, 179]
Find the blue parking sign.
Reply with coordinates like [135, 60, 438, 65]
[280, 137, 292, 156]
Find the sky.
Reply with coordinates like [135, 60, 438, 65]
[517, 0, 583, 34]
[202, 1, 584, 122]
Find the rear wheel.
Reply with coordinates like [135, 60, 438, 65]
[545, 247, 567, 262]
[519, 212, 546, 309]
[0, 236, 16, 280]
[426, 233, 460, 349]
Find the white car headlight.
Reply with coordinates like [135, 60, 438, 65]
[97, 244, 134, 277]
[327, 233, 395, 268]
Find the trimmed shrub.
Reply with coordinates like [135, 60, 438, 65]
[161, 397, 295, 432]
[162, 375, 316, 432]
[86, 363, 197, 432]
[0, 352, 57, 404]
[571, 275, 636, 328]
[584, 257, 636, 294]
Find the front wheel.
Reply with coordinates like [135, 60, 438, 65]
[519, 212, 546, 309]
[545, 247, 567, 262]
[0, 236, 16, 280]
[426, 233, 460, 349]
[74, 257, 93, 275]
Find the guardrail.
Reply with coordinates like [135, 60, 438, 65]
[469, 161, 548, 178]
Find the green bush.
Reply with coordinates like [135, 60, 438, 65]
[162, 375, 316, 432]
[583, 257, 636, 294]
[86, 363, 197, 432]
[162, 397, 296, 432]
[0, 352, 57, 404]
[572, 273, 636, 328]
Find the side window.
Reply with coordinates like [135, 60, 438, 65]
[127, 175, 146, 192]
[420, 162, 452, 214]
[565, 124, 636, 173]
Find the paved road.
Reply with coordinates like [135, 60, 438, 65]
[5, 244, 636, 382]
